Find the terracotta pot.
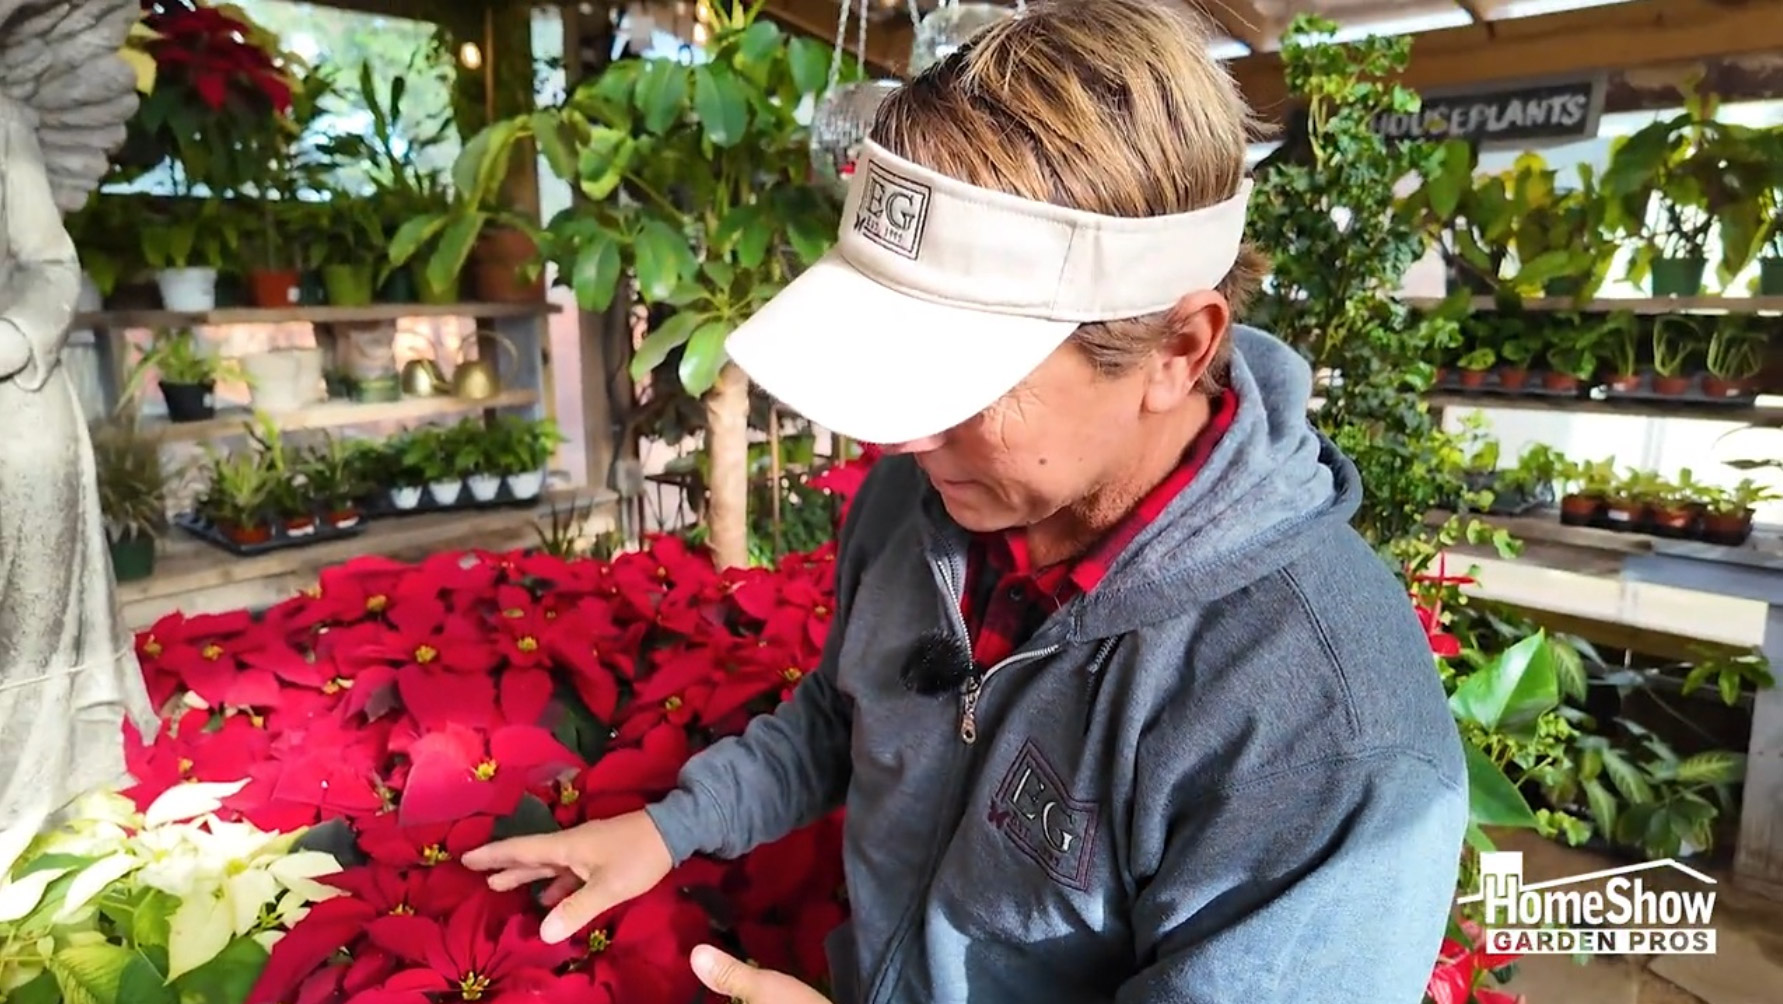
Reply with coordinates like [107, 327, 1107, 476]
[472, 228, 545, 303]
[1600, 500, 1647, 533]
[1651, 374, 1693, 395]
[1497, 367, 1531, 391]
[1559, 494, 1602, 526]
[1433, 366, 1448, 385]
[328, 508, 362, 530]
[1701, 510, 1754, 547]
[1649, 506, 1698, 538]
[223, 523, 273, 546]
[1605, 373, 1642, 394]
[246, 268, 301, 308]
[1541, 371, 1579, 393]
[284, 515, 317, 538]
[1702, 376, 1756, 399]
[1458, 369, 1489, 389]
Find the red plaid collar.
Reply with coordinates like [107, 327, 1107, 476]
[975, 388, 1239, 606]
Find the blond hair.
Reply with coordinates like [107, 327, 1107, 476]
[872, 0, 1267, 386]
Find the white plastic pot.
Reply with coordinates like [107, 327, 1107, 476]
[389, 486, 423, 510]
[505, 470, 545, 500]
[155, 267, 219, 312]
[466, 474, 502, 502]
[427, 479, 464, 506]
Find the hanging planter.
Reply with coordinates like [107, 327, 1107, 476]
[909, 1, 1018, 75]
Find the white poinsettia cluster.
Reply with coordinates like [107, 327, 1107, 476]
[0, 779, 342, 996]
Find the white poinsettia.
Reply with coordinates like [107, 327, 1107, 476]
[0, 778, 345, 989]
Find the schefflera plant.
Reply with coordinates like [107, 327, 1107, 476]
[424, 0, 844, 570]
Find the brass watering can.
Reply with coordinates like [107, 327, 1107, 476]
[395, 331, 448, 397]
[452, 331, 520, 401]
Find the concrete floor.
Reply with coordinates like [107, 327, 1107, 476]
[1490, 831, 1783, 1004]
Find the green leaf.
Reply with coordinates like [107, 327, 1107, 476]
[716, 203, 771, 269]
[425, 211, 488, 297]
[49, 942, 134, 1004]
[117, 951, 173, 1004]
[1548, 640, 1588, 704]
[531, 111, 578, 181]
[550, 679, 611, 763]
[634, 58, 690, 135]
[386, 214, 447, 267]
[630, 311, 704, 381]
[632, 218, 697, 301]
[786, 37, 831, 96]
[1463, 742, 1540, 829]
[1448, 632, 1558, 734]
[737, 20, 782, 65]
[1601, 748, 1655, 805]
[577, 127, 634, 201]
[1675, 750, 1745, 786]
[571, 231, 624, 312]
[678, 320, 732, 396]
[8, 971, 59, 1004]
[1582, 776, 1618, 840]
[452, 117, 524, 207]
[693, 63, 750, 147]
[170, 936, 268, 1004]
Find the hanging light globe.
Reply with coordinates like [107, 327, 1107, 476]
[909, 2, 1014, 75]
[809, 79, 902, 198]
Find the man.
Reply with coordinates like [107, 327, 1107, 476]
[463, 2, 1469, 1001]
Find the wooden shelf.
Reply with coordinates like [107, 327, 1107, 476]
[75, 301, 559, 329]
[135, 389, 540, 443]
[1427, 391, 1783, 425]
[1406, 296, 1783, 315]
[118, 489, 616, 629]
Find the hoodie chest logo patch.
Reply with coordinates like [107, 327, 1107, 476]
[986, 739, 1099, 891]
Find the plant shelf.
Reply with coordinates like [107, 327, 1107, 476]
[1426, 392, 1783, 425]
[74, 301, 560, 329]
[131, 389, 541, 443]
[1406, 296, 1783, 316]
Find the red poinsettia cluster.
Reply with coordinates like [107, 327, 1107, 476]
[125, 533, 849, 1004]
[1428, 918, 1522, 1004]
[120, 444, 1518, 1004]
[141, 0, 294, 111]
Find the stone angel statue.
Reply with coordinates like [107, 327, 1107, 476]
[0, 0, 158, 839]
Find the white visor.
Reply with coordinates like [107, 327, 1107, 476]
[725, 140, 1252, 445]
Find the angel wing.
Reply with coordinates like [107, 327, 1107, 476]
[0, 0, 141, 215]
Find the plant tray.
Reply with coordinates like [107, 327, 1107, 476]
[362, 479, 544, 519]
[173, 510, 364, 558]
[1598, 381, 1757, 407]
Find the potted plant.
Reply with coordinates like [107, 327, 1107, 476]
[1455, 343, 1496, 390]
[1495, 324, 1541, 393]
[449, 419, 505, 502]
[1541, 315, 1600, 394]
[140, 198, 240, 312]
[241, 200, 305, 308]
[300, 435, 369, 529]
[319, 195, 389, 307]
[497, 416, 564, 501]
[1558, 457, 1615, 526]
[1651, 315, 1702, 396]
[380, 434, 428, 511]
[123, 328, 242, 422]
[395, 426, 462, 506]
[1602, 468, 1665, 533]
[1701, 478, 1777, 546]
[1404, 141, 1511, 296]
[269, 470, 317, 537]
[196, 449, 276, 545]
[1504, 155, 1617, 301]
[89, 418, 168, 582]
[1648, 468, 1706, 539]
[1704, 316, 1767, 400]
[1597, 312, 1643, 393]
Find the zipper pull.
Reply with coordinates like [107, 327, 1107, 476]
[959, 676, 981, 745]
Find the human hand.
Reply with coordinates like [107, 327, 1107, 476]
[459, 809, 673, 943]
[0, 319, 29, 379]
[691, 945, 831, 1004]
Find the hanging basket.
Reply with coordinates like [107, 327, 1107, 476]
[909, 2, 1016, 75]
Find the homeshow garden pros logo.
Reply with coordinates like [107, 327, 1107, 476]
[1457, 851, 1718, 955]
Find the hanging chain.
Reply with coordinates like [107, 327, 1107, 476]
[826, 0, 852, 89]
[854, 0, 868, 79]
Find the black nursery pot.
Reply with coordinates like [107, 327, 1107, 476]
[161, 381, 216, 422]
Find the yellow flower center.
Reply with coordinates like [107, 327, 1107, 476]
[248, 713, 265, 728]
[301, 585, 322, 599]
[517, 636, 538, 653]
[781, 667, 803, 683]
[502, 607, 524, 619]
[457, 971, 491, 1000]
[421, 844, 451, 865]
[654, 566, 668, 580]
[201, 643, 224, 661]
[545, 610, 557, 620]
[414, 644, 438, 664]
[587, 930, 610, 953]
[365, 594, 388, 612]
[557, 780, 579, 806]
[814, 604, 830, 617]
[177, 757, 193, 774]
[473, 759, 498, 781]
[322, 677, 353, 695]
[663, 695, 683, 711]
[390, 903, 414, 915]
[143, 638, 162, 657]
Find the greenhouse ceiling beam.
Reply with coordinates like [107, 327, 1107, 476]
[766, 0, 1783, 117]
[1231, 0, 1783, 119]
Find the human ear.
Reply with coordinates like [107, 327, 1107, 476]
[1141, 291, 1229, 412]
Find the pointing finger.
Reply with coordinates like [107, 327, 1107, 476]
[691, 945, 754, 999]
[539, 878, 622, 944]
[460, 834, 555, 872]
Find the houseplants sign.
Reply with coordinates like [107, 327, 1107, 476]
[432, 0, 840, 568]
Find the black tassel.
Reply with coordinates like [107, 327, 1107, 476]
[899, 630, 975, 696]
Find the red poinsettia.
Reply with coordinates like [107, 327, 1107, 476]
[142, 0, 294, 112]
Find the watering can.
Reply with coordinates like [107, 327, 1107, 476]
[394, 331, 448, 397]
[452, 332, 520, 401]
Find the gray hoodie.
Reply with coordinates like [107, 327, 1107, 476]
[647, 326, 1468, 1004]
